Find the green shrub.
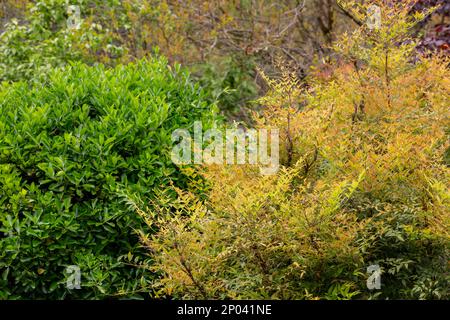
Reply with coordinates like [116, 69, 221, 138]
[0, 57, 217, 299]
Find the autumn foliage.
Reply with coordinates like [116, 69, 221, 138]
[0, 0, 448, 300]
[138, 1, 449, 300]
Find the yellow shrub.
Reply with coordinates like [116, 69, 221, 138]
[136, 0, 449, 299]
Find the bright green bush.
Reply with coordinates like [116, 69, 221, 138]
[0, 57, 217, 299]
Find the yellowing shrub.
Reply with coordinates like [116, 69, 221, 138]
[136, 1, 449, 300]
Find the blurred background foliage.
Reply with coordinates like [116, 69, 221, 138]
[1, 0, 447, 117]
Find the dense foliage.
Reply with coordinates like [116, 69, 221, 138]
[0, 0, 448, 301]
[0, 57, 217, 299]
[139, 1, 449, 300]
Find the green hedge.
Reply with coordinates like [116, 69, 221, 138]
[0, 57, 217, 299]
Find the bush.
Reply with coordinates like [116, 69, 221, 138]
[0, 57, 217, 299]
[139, 2, 449, 300]
[140, 167, 367, 299]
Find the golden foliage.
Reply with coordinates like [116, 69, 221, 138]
[136, 1, 449, 299]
